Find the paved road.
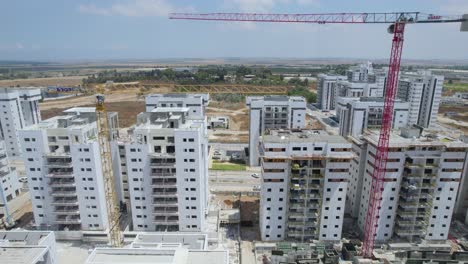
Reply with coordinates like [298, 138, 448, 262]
[209, 170, 260, 192]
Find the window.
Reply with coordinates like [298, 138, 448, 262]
[267, 198, 271, 201]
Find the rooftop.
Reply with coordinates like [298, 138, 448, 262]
[262, 130, 348, 144]
[361, 129, 468, 148]
[0, 231, 55, 264]
[132, 233, 207, 250]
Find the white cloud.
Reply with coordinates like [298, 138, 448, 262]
[224, 0, 319, 12]
[78, 0, 193, 17]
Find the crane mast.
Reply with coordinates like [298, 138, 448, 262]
[169, 11, 467, 259]
[96, 94, 122, 247]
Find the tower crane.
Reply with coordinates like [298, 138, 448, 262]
[169, 11, 468, 258]
[96, 91, 123, 247]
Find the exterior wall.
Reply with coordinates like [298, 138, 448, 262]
[317, 74, 346, 110]
[126, 119, 208, 232]
[336, 98, 409, 138]
[0, 141, 22, 221]
[259, 136, 352, 242]
[247, 96, 306, 166]
[398, 72, 444, 128]
[353, 138, 467, 242]
[71, 142, 109, 230]
[0, 88, 41, 157]
[19, 117, 110, 231]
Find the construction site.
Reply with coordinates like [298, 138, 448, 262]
[1, 4, 468, 264]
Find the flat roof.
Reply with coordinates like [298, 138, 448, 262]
[133, 233, 207, 250]
[0, 247, 49, 264]
[262, 130, 348, 144]
[362, 130, 468, 148]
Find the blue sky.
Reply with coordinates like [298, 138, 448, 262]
[1, 0, 467, 61]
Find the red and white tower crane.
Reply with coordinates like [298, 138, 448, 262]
[169, 12, 468, 258]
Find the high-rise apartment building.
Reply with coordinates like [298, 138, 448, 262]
[0, 140, 22, 224]
[0, 88, 41, 157]
[398, 70, 444, 128]
[246, 96, 306, 166]
[124, 107, 209, 232]
[259, 130, 353, 242]
[317, 63, 387, 111]
[317, 74, 347, 110]
[336, 97, 409, 138]
[145, 94, 209, 118]
[347, 128, 468, 242]
[18, 108, 119, 231]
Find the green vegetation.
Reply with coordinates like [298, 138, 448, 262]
[444, 81, 468, 93]
[288, 86, 317, 103]
[211, 162, 246, 171]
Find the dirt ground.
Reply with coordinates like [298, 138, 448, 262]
[0, 76, 85, 87]
[41, 100, 145, 127]
[439, 105, 468, 122]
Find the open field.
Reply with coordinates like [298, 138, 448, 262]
[438, 105, 468, 122]
[443, 81, 468, 96]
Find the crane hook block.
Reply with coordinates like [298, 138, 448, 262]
[461, 14, 468, 32]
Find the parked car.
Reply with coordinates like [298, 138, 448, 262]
[251, 173, 259, 178]
[19, 177, 28, 183]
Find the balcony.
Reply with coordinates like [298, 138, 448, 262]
[150, 173, 176, 178]
[49, 180, 76, 188]
[153, 210, 178, 216]
[151, 180, 177, 187]
[153, 199, 178, 206]
[53, 210, 80, 215]
[152, 191, 178, 197]
[51, 199, 79, 206]
[55, 217, 81, 225]
[47, 162, 73, 168]
[47, 172, 74, 179]
[51, 191, 77, 197]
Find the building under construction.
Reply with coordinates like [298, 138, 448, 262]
[259, 130, 353, 242]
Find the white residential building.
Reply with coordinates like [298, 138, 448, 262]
[246, 96, 306, 166]
[336, 97, 409, 138]
[317, 74, 347, 110]
[0, 231, 57, 264]
[259, 130, 353, 242]
[125, 107, 209, 232]
[398, 70, 444, 128]
[317, 63, 387, 111]
[0, 140, 22, 225]
[0, 88, 42, 158]
[18, 108, 119, 231]
[347, 128, 468, 242]
[145, 94, 209, 119]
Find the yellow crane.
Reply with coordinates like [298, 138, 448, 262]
[96, 91, 122, 247]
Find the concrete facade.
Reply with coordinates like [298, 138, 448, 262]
[259, 130, 352, 242]
[317, 74, 347, 110]
[0, 140, 22, 225]
[0, 88, 41, 158]
[247, 96, 306, 166]
[336, 97, 409, 138]
[125, 107, 209, 232]
[347, 129, 468, 242]
[398, 71, 444, 128]
[18, 108, 120, 231]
